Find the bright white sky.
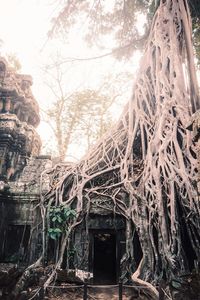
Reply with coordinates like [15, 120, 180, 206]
[1, 0, 199, 160]
[0, 0, 143, 159]
[0, 0, 199, 162]
[0, 0, 53, 73]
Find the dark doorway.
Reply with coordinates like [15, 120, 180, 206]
[3, 225, 30, 263]
[93, 232, 116, 284]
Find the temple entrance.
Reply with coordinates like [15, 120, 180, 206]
[1, 224, 30, 262]
[90, 231, 117, 284]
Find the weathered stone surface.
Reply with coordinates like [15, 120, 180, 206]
[0, 54, 200, 300]
[56, 268, 93, 283]
[0, 263, 21, 286]
[0, 57, 39, 127]
[9, 156, 52, 194]
[169, 274, 200, 300]
[0, 57, 46, 273]
[0, 56, 42, 182]
[0, 114, 41, 156]
[0, 263, 24, 299]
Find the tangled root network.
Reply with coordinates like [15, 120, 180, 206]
[40, 0, 200, 295]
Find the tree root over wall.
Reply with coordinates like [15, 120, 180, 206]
[13, 0, 200, 299]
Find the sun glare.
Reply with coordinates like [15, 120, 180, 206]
[0, 0, 143, 160]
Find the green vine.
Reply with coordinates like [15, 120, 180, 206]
[48, 206, 76, 240]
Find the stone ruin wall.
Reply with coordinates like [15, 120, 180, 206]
[0, 57, 52, 265]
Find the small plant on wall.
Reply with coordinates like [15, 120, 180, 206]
[48, 206, 76, 240]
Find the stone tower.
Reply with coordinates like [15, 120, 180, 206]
[0, 57, 41, 182]
[0, 57, 51, 266]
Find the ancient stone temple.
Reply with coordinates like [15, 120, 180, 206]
[0, 57, 142, 288]
[0, 0, 200, 295]
[0, 57, 52, 265]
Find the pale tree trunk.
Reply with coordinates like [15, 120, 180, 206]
[42, 0, 200, 296]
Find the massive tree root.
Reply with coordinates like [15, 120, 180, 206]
[39, 0, 200, 297]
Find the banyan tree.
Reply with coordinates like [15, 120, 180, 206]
[39, 0, 200, 297]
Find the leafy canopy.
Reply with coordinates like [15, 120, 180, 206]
[49, 0, 200, 61]
[48, 206, 76, 240]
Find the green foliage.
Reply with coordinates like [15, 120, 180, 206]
[68, 248, 76, 257]
[48, 206, 76, 240]
[171, 279, 182, 289]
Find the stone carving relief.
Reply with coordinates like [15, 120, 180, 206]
[0, 57, 42, 181]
